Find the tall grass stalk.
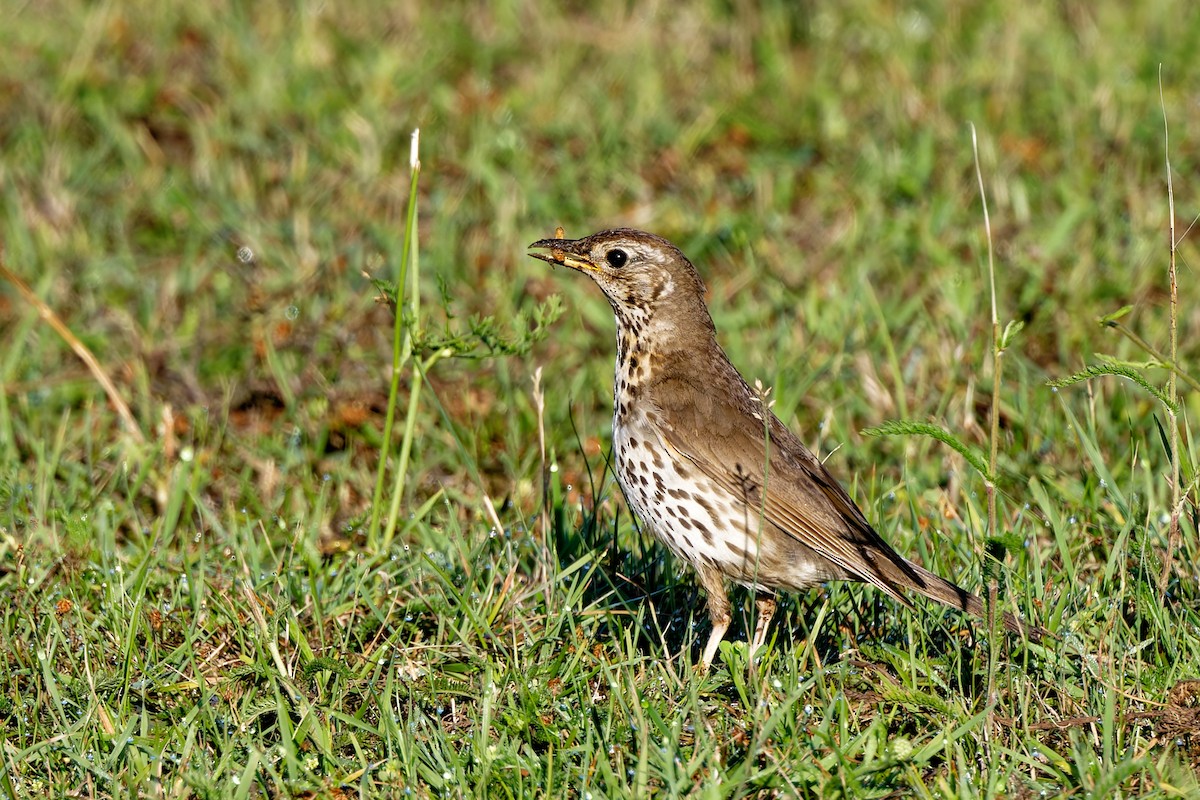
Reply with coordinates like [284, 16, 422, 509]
[970, 123, 1004, 714]
[368, 129, 423, 550]
[533, 367, 549, 542]
[1156, 69, 1181, 593]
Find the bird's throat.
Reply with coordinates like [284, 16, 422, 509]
[613, 325, 649, 425]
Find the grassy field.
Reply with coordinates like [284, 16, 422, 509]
[2, 0, 1200, 796]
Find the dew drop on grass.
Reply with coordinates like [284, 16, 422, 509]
[285, 305, 299, 320]
[237, 247, 254, 263]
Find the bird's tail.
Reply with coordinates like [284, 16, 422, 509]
[895, 557, 1047, 641]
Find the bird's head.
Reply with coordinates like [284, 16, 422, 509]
[528, 228, 710, 326]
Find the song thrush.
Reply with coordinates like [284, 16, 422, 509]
[529, 228, 1038, 670]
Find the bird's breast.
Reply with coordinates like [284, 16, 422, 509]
[611, 403, 839, 592]
[611, 405, 769, 585]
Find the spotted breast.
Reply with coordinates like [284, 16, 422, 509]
[610, 311, 837, 593]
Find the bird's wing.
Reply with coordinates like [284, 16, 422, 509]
[649, 366, 926, 604]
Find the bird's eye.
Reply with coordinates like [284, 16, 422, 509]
[606, 249, 628, 268]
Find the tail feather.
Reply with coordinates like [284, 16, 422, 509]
[881, 557, 1047, 641]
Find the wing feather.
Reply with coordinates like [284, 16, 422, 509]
[648, 362, 926, 603]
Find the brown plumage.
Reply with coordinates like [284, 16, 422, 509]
[530, 227, 1041, 670]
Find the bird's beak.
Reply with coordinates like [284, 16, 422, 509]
[528, 231, 597, 273]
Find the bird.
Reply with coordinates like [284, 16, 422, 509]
[528, 227, 1041, 670]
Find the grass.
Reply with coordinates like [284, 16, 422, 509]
[1, 0, 1199, 796]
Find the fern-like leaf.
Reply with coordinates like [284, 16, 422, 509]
[861, 420, 993, 481]
[1047, 364, 1180, 413]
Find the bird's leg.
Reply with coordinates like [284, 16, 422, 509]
[750, 594, 777, 659]
[697, 566, 731, 672]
